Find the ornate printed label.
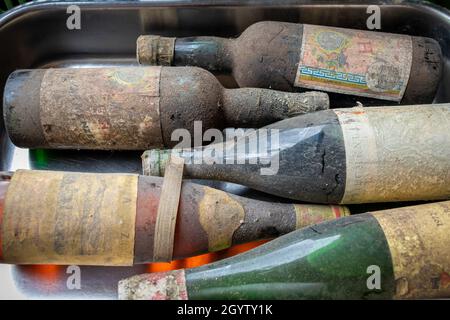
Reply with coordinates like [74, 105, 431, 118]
[295, 25, 412, 101]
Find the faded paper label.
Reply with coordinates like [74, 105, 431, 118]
[294, 204, 349, 229]
[295, 25, 412, 101]
[40, 67, 163, 150]
[118, 270, 188, 300]
[2, 170, 138, 266]
[335, 104, 450, 204]
[372, 201, 450, 299]
[198, 187, 245, 252]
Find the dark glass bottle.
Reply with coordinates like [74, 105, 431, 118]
[3, 66, 328, 150]
[137, 21, 442, 106]
[144, 104, 450, 204]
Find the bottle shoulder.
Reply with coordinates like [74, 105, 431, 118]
[185, 213, 395, 299]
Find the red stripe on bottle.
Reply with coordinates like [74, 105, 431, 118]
[331, 205, 342, 218]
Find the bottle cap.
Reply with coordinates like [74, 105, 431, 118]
[136, 35, 176, 66]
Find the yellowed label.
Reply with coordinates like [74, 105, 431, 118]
[198, 187, 245, 252]
[294, 204, 349, 229]
[372, 201, 450, 299]
[295, 25, 412, 101]
[40, 67, 163, 150]
[1, 170, 138, 266]
[335, 104, 450, 204]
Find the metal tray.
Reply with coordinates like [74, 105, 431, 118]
[0, 0, 449, 299]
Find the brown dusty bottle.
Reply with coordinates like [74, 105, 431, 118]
[3, 66, 329, 150]
[0, 169, 348, 266]
[144, 103, 450, 204]
[137, 21, 443, 106]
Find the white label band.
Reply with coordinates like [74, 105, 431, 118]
[335, 104, 450, 204]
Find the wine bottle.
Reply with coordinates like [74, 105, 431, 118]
[143, 104, 450, 204]
[0, 169, 348, 265]
[3, 66, 328, 150]
[119, 200, 450, 300]
[137, 21, 442, 106]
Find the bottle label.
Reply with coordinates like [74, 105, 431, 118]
[294, 204, 349, 229]
[294, 25, 412, 101]
[334, 105, 450, 204]
[2, 170, 138, 265]
[198, 187, 245, 252]
[118, 270, 188, 300]
[40, 67, 163, 149]
[372, 201, 450, 299]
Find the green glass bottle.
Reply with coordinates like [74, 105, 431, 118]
[119, 201, 450, 300]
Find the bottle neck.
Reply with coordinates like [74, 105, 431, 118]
[143, 135, 274, 181]
[184, 214, 395, 299]
[221, 89, 329, 127]
[144, 123, 326, 182]
[135, 174, 298, 263]
[173, 37, 234, 72]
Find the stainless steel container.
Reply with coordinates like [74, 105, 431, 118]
[0, 0, 449, 299]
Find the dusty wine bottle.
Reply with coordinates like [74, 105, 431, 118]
[119, 200, 450, 300]
[3, 66, 328, 150]
[137, 21, 443, 105]
[144, 103, 450, 204]
[0, 169, 348, 265]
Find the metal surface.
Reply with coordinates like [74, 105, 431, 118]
[0, 0, 449, 299]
